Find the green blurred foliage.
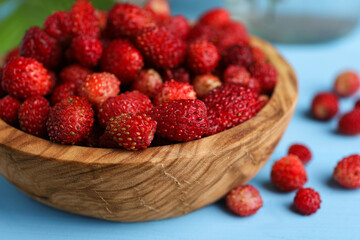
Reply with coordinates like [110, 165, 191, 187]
[0, 0, 116, 55]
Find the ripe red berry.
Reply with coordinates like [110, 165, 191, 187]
[162, 15, 190, 40]
[71, 36, 103, 67]
[338, 109, 360, 135]
[20, 26, 62, 69]
[187, 23, 218, 44]
[187, 40, 220, 74]
[248, 77, 262, 94]
[150, 99, 208, 142]
[311, 92, 339, 121]
[46, 96, 94, 145]
[79, 72, 120, 108]
[51, 83, 77, 106]
[192, 74, 221, 98]
[216, 21, 249, 54]
[60, 64, 93, 90]
[107, 3, 154, 39]
[0, 95, 21, 125]
[249, 62, 278, 93]
[2, 57, 51, 99]
[95, 10, 108, 33]
[294, 188, 321, 215]
[106, 113, 156, 150]
[18, 96, 50, 137]
[334, 71, 360, 97]
[44, 11, 72, 41]
[0, 68, 5, 97]
[204, 84, 260, 135]
[288, 144, 312, 165]
[70, 0, 100, 38]
[132, 69, 163, 98]
[334, 154, 360, 189]
[136, 26, 186, 69]
[98, 91, 153, 127]
[223, 65, 250, 86]
[226, 185, 263, 217]
[224, 43, 253, 68]
[3, 47, 20, 65]
[256, 94, 269, 112]
[154, 80, 196, 105]
[162, 67, 190, 83]
[271, 155, 308, 192]
[101, 39, 144, 85]
[251, 47, 266, 64]
[199, 8, 230, 28]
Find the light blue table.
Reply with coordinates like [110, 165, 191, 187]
[1, 1, 360, 239]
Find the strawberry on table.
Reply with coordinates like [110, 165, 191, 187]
[311, 92, 339, 121]
[226, 185, 263, 217]
[334, 154, 360, 189]
[294, 188, 321, 215]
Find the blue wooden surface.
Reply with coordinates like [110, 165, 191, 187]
[1, 1, 360, 239]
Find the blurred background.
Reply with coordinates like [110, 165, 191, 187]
[1, 0, 360, 54]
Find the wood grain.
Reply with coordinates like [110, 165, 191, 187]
[0, 36, 298, 222]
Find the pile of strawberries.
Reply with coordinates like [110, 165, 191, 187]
[0, 0, 277, 151]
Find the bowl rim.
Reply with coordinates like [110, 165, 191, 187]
[0, 36, 298, 165]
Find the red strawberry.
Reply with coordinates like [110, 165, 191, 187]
[334, 154, 360, 189]
[150, 99, 208, 142]
[136, 26, 186, 69]
[0, 95, 21, 125]
[20, 26, 62, 69]
[46, 96, 94, 144]
[154, 80, 196, 105]
[48, 70, 58, 94]
[71, 36, 103, 67]
[106, 3, 154, 39]
[99, 132, 118, 148]
[192, 74, 222, 98]
[144, 0, 170, 23]
[60, 64, 93, 90]
[101, 39, 144, 85]
[3, 47, 20, 66]
[249, 62, 278, 93]
[251, 47, 266, 64]
[204, 84, 260, 135]
[2, 57, 51, 99]
[70, 0, 99, 38]
[223, 42, 253, 68]
[271, 155, 307, 192]
[247, 77, 262, 94]
[106, 113, 156, 150]
[162, 15, 190, 40]
[311, 92, 339, 121]
[51, 83, 77, 106]
[294, 188, 321, 215]
[256, 94, 269, 111]
[44, 11, 72, 42]
[132, 69, 163, 98]
[79, 72, 120, 108]
[333, 71, 360, 97]
[223, 65, 250, 86]
[226, 185, 263, 217]
[18, 96, 50, 137]
[163, 67, 190, 83]
[199, 8, 230, 28]
[187, 23, 218, 43]
[288, 144, 312, 165]
[95, 10, 108, 33]
[187, 40, 220, 74]
[338, 109, 360, 135]
[98, 91, 153, 127]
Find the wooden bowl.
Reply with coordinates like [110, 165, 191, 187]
[0, 36, 297, 222]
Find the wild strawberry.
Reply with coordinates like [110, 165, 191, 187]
[98, 91, 153, 127]
[251, 47, 266, 64]
[187, 23, 218, 43]
[249, 62, 278, 93]
[226, 185, 263, 217]
[154, 80, 196, 105]
[192, 74, 221, 98]
[187, 40, 220, 74]
[204, 84, 260, 135]
[95, 10, 108, 33]
[99, 132, 118, 148]
[223, 65, 250, 86]
[0, 95, 21, 125]
[48, 71, 58, 94]
[247, 77, 262, 94]
[256, 94, 269, 111]
[60, 64, 93, 90]
[144, 0, 171, 23]
[132, 69, 163, 98]
[107, 3, 154, 39]
[162, 15, 190, 40]
[2, 57, 51, 99]
[150, 99, 208, 142]
[51, 83, 77, 106]
[338, 109, 360, 135]
[223, 42, 253, 68]
[20, 26, 62, 69]
[199, 8, 230, 28]
[46, 96, 94, 144]
[216, 22, 249, 54]
[136, 26, 186, 69]
[162, 67, 190, 83]
[3, 47, 20, 66]
[71, 36, 103, 67]
[334, 71, 360, 97]
[106, 113, 156, 150]
[79, 72, 120, 108]
[18, 96, 50, 137]
[294, 188, 321, 215]
[44, 11, 72, 42]
[271, 155, 307, 192]
[101, 39, 144, 85]
[70, 0, 99, 38]
[311, 92, 339, 121]
[288, 144, 312, 165]
[334, 154, 360, 189]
